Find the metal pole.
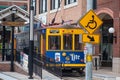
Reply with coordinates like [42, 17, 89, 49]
[29, 0, 34, 79]
[2, 26, 5, 61]
[11, 13, 15, 72]
[2, 18, 6, 61]
[85, 0, 93, 80]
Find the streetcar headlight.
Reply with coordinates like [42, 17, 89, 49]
[62, 52, 66, 57]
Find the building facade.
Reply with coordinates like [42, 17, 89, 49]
[36, 0, 86, 25]
[95, 0, 120, 73]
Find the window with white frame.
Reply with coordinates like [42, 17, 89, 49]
[65, 0, 77, 5]
[33, 0, 36, 15]
[50, 0, 61, 10]
[39, 0, 47, 13]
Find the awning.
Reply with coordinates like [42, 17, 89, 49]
[0, 5, 25, 9]
[0, 5, 42, 27]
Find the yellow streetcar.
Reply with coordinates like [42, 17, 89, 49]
[40, 25, 85, 72]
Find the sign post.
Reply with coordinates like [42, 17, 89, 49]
[78, 0, 103, 80]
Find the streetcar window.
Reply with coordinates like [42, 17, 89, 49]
[48, 36, 61, 50]
[63, 34, 72, 50]
[75, 35, 83, 50]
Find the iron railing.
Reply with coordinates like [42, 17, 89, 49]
[33, 57, 43, 79]
[0, 49, 63, 79]
[42, 55, 62, 78]
[33, 54, 62, 79]
[0, 49, 17, 61]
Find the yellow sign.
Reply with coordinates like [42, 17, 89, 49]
[82, 34, 100, 44]
[1, 21, 25, 27]
[79, 10, 103, 34]
[86, 54, 92, 62]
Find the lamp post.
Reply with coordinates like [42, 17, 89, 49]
[10, 7, 17, 72]
[29, 0, 34, 79]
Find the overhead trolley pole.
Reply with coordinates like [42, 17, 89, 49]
[29, 0, 34, 79]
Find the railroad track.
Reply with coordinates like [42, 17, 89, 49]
[62, 70, 85, 80]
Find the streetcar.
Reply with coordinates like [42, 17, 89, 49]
[15, 24, 86, 73]
[40, 24, 86, 72]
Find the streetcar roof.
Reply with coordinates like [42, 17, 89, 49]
[40, 24, 82, 29]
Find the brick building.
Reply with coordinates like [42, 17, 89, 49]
[95, 0, 120, 73]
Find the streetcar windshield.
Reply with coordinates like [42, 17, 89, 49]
[63, 34, 72, 50]
[48, 36, 61, 50]
[47, 28, 84, 51]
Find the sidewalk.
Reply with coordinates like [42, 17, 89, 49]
[0, 68, 120, 80]
[0, 72, 38, 80]
[0, 69, 61, 80]
[93, 68, 120, 80]
[0, 72, 18, 80]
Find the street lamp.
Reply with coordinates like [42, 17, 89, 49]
[108, 27, 117, 43]
[10, 7, 17, 72]
[108, 27, 115, 33]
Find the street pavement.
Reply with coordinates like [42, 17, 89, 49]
[0, 68, 120, 80]
[93, 68, 120, 80]
[0, 72, 38, 80]
[0, 72, 18, 80]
